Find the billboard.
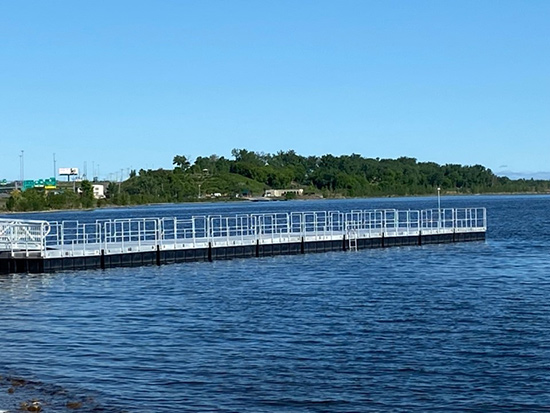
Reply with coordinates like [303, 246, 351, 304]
[58, 167, 79, 176]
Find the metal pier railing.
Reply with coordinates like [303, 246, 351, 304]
[0, 207, 487, 259]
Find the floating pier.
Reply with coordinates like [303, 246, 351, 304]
[0, 207, 486, 275]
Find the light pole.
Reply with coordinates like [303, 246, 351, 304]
[437, 187, 441, 229]
[20, 150, 24, 185]
[198, 169, 209, 200]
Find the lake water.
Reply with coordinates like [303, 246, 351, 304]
[1, 195, 550, 412]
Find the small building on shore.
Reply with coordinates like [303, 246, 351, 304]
[92, 184, 106, 199]
[264, 188, 303, 198]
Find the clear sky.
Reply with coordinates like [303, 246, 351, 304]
[1, 0, 549, 181]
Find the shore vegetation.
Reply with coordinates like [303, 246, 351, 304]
[4, 149, 550, 212]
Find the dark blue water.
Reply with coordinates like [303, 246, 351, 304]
[2, 195, 550, 412]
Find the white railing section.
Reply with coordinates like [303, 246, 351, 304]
[0, 207, 486, 258]
[0, 219, 51, 256]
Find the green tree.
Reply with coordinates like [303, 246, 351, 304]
[80, 180, 95, 208]
[173, 155, 191, 171]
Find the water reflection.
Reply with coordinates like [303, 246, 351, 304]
[0, 273, 58, 300]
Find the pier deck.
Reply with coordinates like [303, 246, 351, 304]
[0, 207, 486, 274]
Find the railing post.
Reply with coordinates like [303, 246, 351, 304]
[207, 216, 211, 245]
[285, 212, 292, 241]
[98, 222, 103, 253]
[40, 222, 46, 257]
[104, 221, 109, 252]
[226, 217, 230, 243]
[61, 221, 65, 251]
[155, 219, 160, 248]
[121, 221, 125, 251]
[191, 217, 196, 247]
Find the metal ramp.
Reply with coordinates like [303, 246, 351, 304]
[0, 219, 50, 254]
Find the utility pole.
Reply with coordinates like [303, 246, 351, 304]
[20, 150, 24, 184]
[53, 153, 57, 180]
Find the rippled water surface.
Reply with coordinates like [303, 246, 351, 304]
[2, 195, 550, 411]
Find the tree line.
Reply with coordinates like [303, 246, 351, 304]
[4, 149, 550, 211]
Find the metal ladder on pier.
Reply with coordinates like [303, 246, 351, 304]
[348, 229, 358, 252]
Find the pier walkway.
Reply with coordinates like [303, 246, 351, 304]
[0, 207, 486, 274]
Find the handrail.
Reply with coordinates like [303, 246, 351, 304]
[0, 207, 487, 257]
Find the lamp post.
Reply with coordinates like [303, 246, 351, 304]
[437, 187, 441, 230]
[198, 169, 208, 200]
[19, 150, 24, 187]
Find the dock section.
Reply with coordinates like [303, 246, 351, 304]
[0, 207, 486, 274]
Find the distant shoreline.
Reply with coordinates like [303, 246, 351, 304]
[1, 191, 549, 216]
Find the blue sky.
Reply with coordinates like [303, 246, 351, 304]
[1, 0, 549, 181]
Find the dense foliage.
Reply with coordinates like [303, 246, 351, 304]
[4, 150, 550, 211]
[5, 180, 97, 211]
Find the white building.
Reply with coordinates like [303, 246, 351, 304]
[264, 188, 303, 198]
[92, 184, 105, 199]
